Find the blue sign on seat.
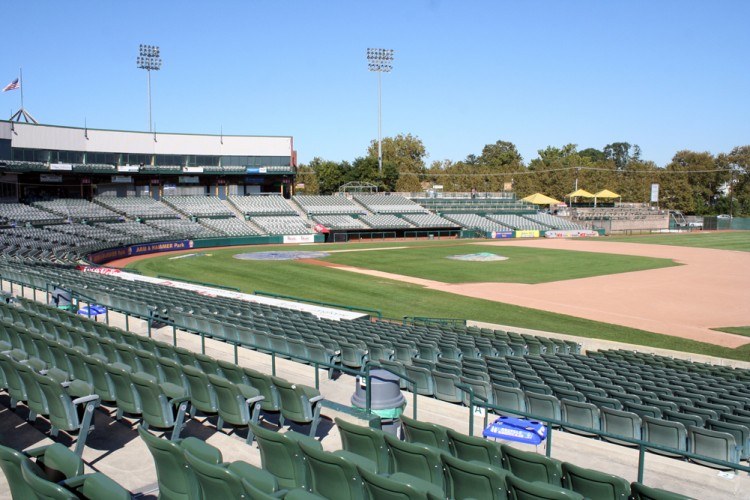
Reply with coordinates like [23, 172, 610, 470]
[482, 416, 547, 445]
[77, 305, 107, 317]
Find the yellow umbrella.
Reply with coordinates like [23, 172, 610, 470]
[566, 189, 595, 198]
[593, 189, 620, 199]
[593, 189, 621, 207]
[522, 193, 561, 205]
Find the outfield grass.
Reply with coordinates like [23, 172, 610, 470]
[714, 327, 750, 338]
[129, 241, 750, 362]
[323, 245, 676, 284]
[602, 231, 750, 252]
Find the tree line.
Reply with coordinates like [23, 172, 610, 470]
[296, 134, 750, 216]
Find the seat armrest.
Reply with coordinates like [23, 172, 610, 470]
[72, 394, 100, 406]
[309, 395, 324, 404]
[61, 474, 90, 488]
[245, 395, 265, 405]
[169, 396, 191, 407]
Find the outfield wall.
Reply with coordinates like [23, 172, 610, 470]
[86, 234, 325, 265]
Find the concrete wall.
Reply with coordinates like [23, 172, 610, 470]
[4, 121, 292, 157]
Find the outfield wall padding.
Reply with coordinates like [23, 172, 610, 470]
[86, 234, 325, 265]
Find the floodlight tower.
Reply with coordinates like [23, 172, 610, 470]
[137, 44, 162, 133]
[367, 48, 394, 173]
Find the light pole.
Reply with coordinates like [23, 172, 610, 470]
[367, 48, 394, 174]
[137, 44, 162, 133]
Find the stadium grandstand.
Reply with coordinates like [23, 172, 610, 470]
[0, 119, 745, 499]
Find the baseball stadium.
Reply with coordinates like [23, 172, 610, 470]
[0, 115, 748, 500]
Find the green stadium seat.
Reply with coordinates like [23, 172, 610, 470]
[506, 475, 584, 500]
[250, 422, 321, 490]
[442, 454, 509, 500]
[357, 465, 434, 500]
[561, 400, 601, 437]
[501, 444, 563, 486]
[641, 416, 688, 458]
[561, 461, 630, 500]
[208, 373, 264, 443]
[336, 417, 392, 474]
[401, 415, 451, 452]
[688, 426, 740, 469]
[383, 434, 445, 498]
[446, 427, 503, 467]
[601, 407, 642, 446]
[630, 481, 692, 500]
[271, 376, 324, 437]
[130, 372, 189, 440]
[299, 441, 367, 500]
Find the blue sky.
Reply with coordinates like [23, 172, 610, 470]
[3, 1, 749, 167]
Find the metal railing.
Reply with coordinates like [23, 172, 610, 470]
[461, 391, 750, 481]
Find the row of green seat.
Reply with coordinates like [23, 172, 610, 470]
[0, 442, 130, 500]
[0, 300, 325, 452]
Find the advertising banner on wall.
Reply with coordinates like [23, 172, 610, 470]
[183, 166, 204, 173]
[283, 234, 315, 244]
[544, 230, 599, 238]
[118, 165, 140, 173]
[127, 240, 194, 256]
[490, 231, 514, 239]
[515, 230, 540, 238]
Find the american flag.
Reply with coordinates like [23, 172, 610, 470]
[2, 78, 20, 92]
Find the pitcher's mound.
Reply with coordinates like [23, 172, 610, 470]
[234, 251, 330, 261]
[446, 252, 508, 262]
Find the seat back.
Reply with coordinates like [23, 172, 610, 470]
[431, 371, 462, 403]
[562, 461, 630, 500]
[706, 419, 750, 460]
[0, 444, 37, 500]
[20, 460, 77, 499]
[688, 426, 740, 469]
[401, 415, 450, 452]
[336, 417, 391, 474]
[501, 444, 563, 486]
[182, 365, 218, 414]
[641, 417, 687, 457]
[138, 426, 202, 500]
[601, 407, 642, 446]
[250, 422, 311, 490]
[209, 374, 251, 426]
[446, 428, 502, 466]
[403, 365, 435, 396]
[507, 474, 584, 500]
[299, 441, 366, 500]
[33, 372, 80, 431]
[130, 372, 175, 430]
[629, 481, 692, 500]
[492, 385, 527, 415]
[442, 454, 508, 500]
[358, 465, 431, 500]
[384, 433, 446, 491]
[561, 400, 601, 436]
[106, 364, 142, 415]
[16, 362, 49, 419]
[184, 450, 246, 499]
[272, 376, 313, 423]
[244, 368, 281, 412]
[525, 393, 562, 423]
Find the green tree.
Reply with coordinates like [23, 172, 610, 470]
[718, 145, 750, 215]
[310, 157, 345, 195]
[604, 142, 641, 170]
[367, 133, 428, 176]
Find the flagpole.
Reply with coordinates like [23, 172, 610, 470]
[19, 68, 24, 111]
